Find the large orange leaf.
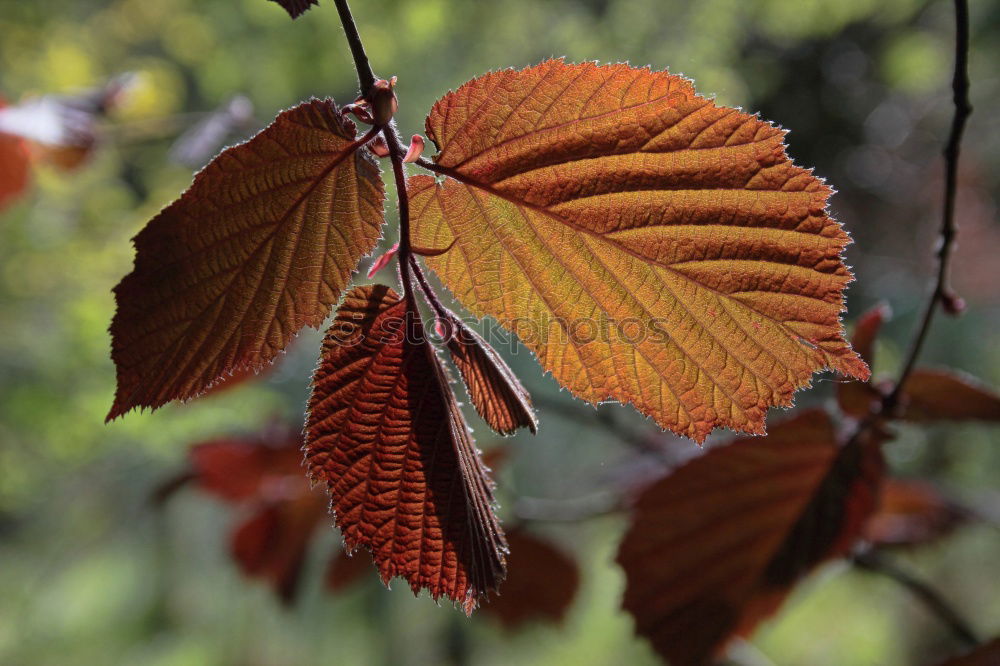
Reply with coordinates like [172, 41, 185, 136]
[305, 285, 506, 611]
[409, 59, 867, 441]
[616, 410, 884, 664]
[108, 99, 384, 419]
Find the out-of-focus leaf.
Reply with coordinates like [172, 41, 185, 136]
[863, 479, 966, 548]
[410, 59, 867, 442]
[480, 529, 579, 629]
[443, 312, 537, 436]
[230, 495, 327, 604]
[269, 0, 319, 19]
[108, 99, 384, 420]
[617, 410, 884, 665]
[900, 368, 1000, 422]
[838, 303, 890, 417]
[189, 429, 302, 502]
[305, 285, 506, 612]
[933, 639, 1000, 666]
[169, 95, 256, 169]
[0, 100, 31, 212]
[325, 547, 374, 592]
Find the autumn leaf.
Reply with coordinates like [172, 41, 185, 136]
[479, 528, 579, 629]
[108, 99, 384, 420]
[934, 638, 1000, 666]
[410, 59, 867, 442]
[441, 311, 537, 436]
[838, 304, 890, 417]
[269, 0, 319, 19]
[900, 368, 1000, 422]
[863, 478, 966, 548]
[179, 428, 329, 603]
[0, 100, 31, 212]
[616, 410, 884, 664]
[305, 284, 506, 612]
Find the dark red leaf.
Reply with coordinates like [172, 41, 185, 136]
[480, 529, 579, 629]
[108, 99, 384, 420]
[305, 285, 506, 612]
[838, 303, 890, 418]
[0, 100, 31, 212]
[617, 410, 885, 665]
[231, 495, 326, 604]
[900, 368, 1000, 422]
[934, 639, 1000, 666]
[268, 0, 319, 19]
[189, 431, 302, 502]
[863, 479, 966, 548]
[325, 547, 374, 592]
[443, 313, 537, 436]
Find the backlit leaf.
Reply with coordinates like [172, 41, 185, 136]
[616, 410, 884, 664]
[900, 368, 1000, 422]
[305, 285, 506, 611]
[108, 99, 384, 420]
[410, 59, 867, 441]
[442, 311, 537, 436]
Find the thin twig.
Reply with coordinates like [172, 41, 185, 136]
[333, 0, 375, 96]
[853, 550, 979, 648]
[882, 0, 972, 416]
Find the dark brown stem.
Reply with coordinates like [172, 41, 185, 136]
[383, 128, 415, 305]
[853, 550, 979, 648]
[882, 0, 971, 415]
[332, 0, 375, 96]
[409, 255, 452, 320]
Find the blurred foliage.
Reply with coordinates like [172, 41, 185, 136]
[1, 0, 999, 664]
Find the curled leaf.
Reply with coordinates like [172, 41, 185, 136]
[617, 410, 884, 664]
[442, 311, 537, 435]
[410, 59, 866, 442]
[305, 285, 506, 611]
[108, 99, 384, 420]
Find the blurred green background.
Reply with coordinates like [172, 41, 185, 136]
[1, 0, 999, 664]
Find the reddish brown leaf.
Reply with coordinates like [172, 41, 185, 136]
[900, 368, 1000, 422]
[617, 410, 885, 665]
[231, 496, 326, 604]
[410, 59, 867, 442]
[0, 101, 31, 212]
[305, 285, 506, 612]
[269, 0, 319, 18]
[108, 99, 384, 420]
[325, 547, 375, 592]
[863, 479, 965, 548]
[443, 312, 537, 436]
[934, 639, 1000, 666]
[189, 431, 302, 502]
[838, 303, 890, 417]
[480, 529, 579, 629]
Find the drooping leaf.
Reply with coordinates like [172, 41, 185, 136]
[616, 410, 884, 664]
[269, 0, 319, 19]
[934, 639, 1000, 666]
[179, 428, 329, 603]
[479, 528, 579, 629]
[900, 368, 1000, 422]
[305, 285, 506, 612]
[442, 311, 537, 436]
[108, 99, 384, 420]
[230, 495, 327, 604]
[863, 478, 966, 548]
[410, 59, 867, 441]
